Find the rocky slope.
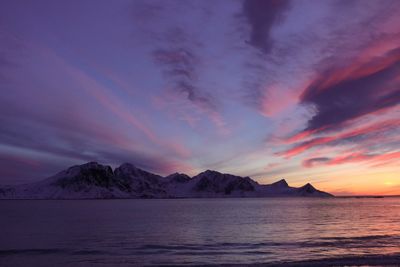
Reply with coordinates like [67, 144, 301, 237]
[0, 162, 333, 199]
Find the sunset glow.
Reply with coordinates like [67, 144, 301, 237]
[0, 0, 399, 195]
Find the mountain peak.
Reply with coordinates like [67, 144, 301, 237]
[114, 163, 161, 180]
[118, 162, 136, 170]
[196, 170, 222, 177]
[64, 162, 113, 175]
[294, 182, 333, 197]
[204, 169, 220, 174]
[165, 173, 191, 183]
[301, 183, 316, 190]
[297, 183, 320, 194]
[53, 162, 115, 189]
[271, 179, 289, 187]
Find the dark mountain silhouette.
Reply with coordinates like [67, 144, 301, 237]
[0, 162, 333, 199]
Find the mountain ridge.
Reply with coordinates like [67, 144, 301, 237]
[0, 162, 333, 199]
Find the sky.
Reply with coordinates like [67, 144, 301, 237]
[0, 0, 399, 195]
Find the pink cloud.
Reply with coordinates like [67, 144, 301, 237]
[280, 119, 400, 158]
[260, 84, 298, 117]
[260, 78, 313, 118]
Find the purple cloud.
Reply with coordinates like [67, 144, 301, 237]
[302, 157, 330, 168]
[301, 47, 400, 133]
[153, 46, 216, 112]
[242, 0, 290, 54]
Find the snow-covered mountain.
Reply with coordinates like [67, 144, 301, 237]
[0, 162, 333, 199]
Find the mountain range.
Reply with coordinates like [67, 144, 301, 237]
[0, 162, 333, 199]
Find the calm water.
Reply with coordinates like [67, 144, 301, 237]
[0, 198, 400, 266]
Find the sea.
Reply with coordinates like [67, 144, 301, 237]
[0, 198, 399, 266]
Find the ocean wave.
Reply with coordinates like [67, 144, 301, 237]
[134, 234, 400, 253]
